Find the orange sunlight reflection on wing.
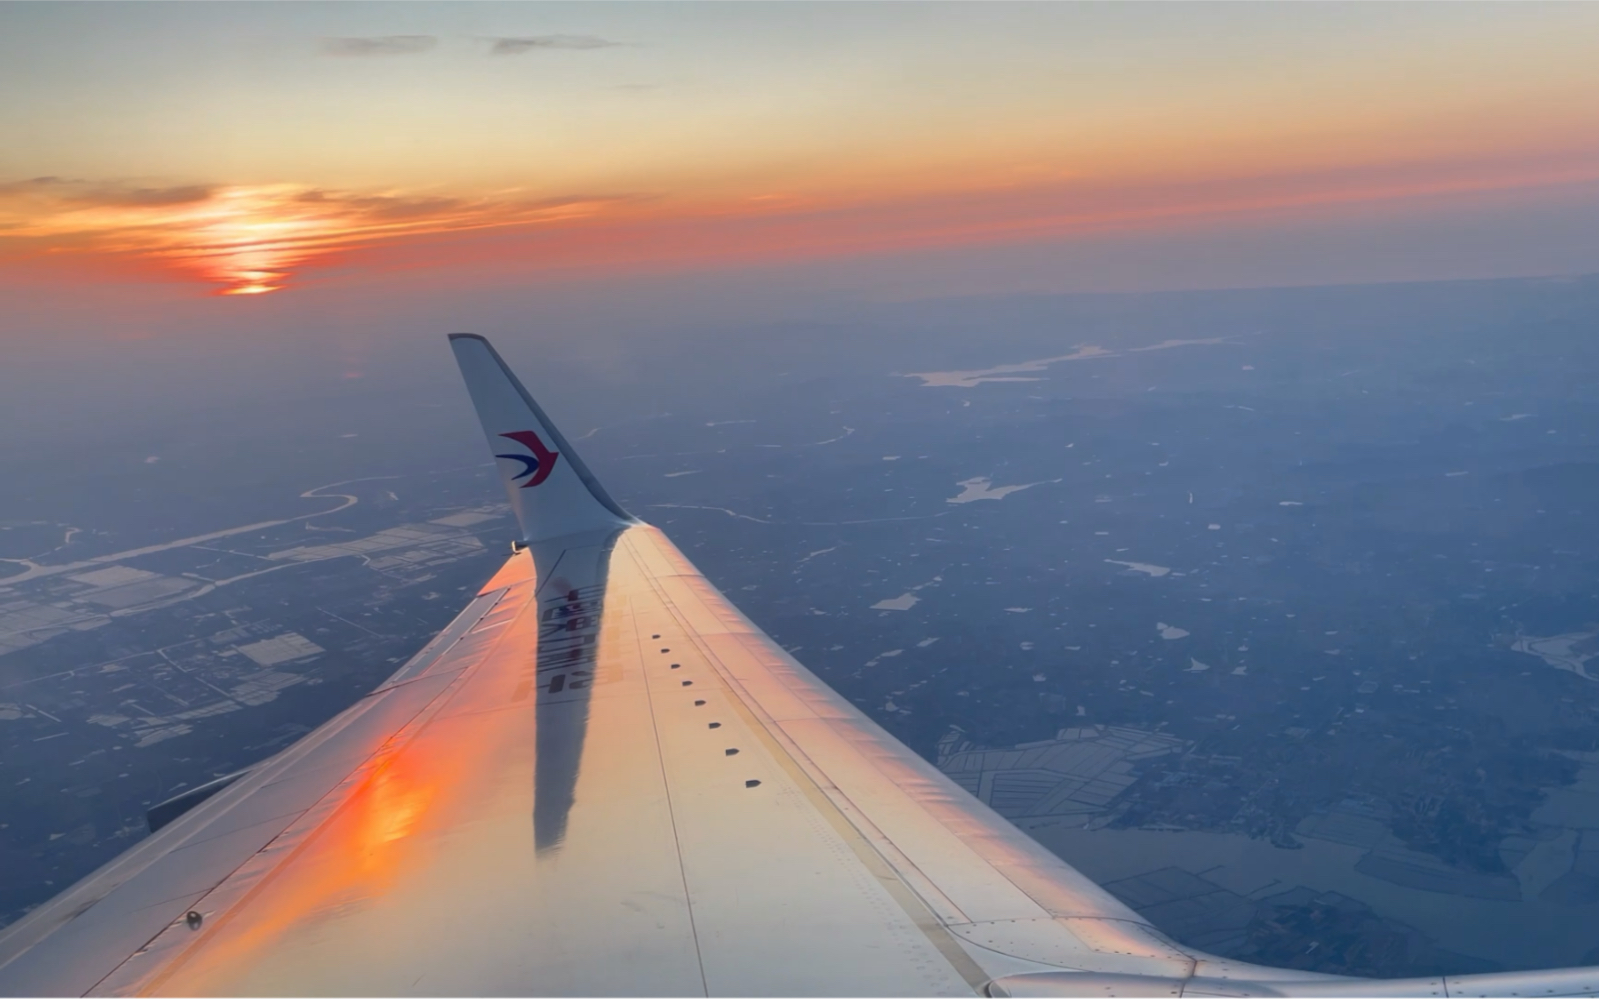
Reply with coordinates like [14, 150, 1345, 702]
[140, 594, 553, 996]
[355, 754, 437, 870]
[140, 736, 451, 995]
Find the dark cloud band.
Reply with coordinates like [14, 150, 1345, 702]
[487, 35, 621, 55]
[322, 36, 438, 57]
[0, 177, 215, 208]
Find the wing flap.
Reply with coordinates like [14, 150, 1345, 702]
[0, 576, 527, 997]
[375, 587, 511, 689]
[0, 665, 475, 997]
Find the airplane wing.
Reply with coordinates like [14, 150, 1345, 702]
[3, 334, 1598, 997]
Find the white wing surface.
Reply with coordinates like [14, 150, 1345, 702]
[3, 335, 1598, 997]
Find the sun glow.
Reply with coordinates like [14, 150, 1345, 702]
[0, 179, 628, 295]
[5, 152, 1599, 297]
[174, 188, 332, 295]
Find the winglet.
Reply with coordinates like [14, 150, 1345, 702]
[449, 334, 633, 543]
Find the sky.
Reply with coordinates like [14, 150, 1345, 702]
[4, 2, 1599, 309]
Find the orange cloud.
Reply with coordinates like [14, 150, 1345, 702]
[0, 178, 636, 295]
[344, 154, 1599, 287]
[5, 152, 1598, 296]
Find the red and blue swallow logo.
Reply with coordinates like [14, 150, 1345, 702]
[496, 430, 560, 488]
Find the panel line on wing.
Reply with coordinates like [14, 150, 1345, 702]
[376, 587, 510, 689]
[626, 575, 711, 997]
[697, 630, 977, 920]
[624, 535, 975, 922]
[623, 539, 991, 994]
[699, 663, 992, 993]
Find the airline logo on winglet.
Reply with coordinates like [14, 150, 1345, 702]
[495, 430, 561, 488]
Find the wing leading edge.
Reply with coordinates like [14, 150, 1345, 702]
[2, 337, 1598, 996]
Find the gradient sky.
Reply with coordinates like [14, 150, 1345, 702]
[5, 1, 1599, 299]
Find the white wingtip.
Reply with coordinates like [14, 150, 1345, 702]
[448, 334, 633, 543]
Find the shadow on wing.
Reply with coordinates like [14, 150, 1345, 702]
[530, 529, 623, 852]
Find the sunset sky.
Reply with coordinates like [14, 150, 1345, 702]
[5, 2, 1599, 301]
